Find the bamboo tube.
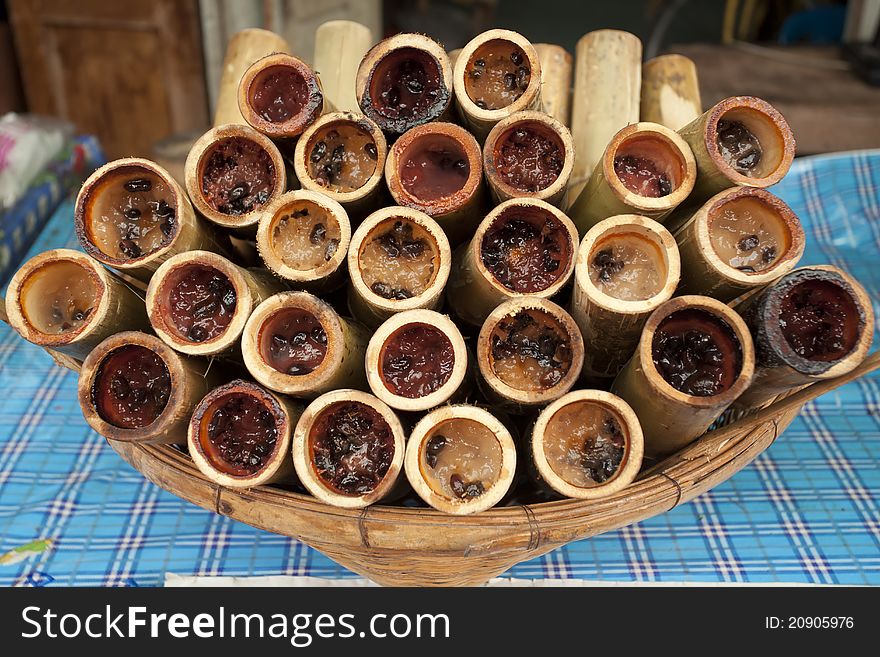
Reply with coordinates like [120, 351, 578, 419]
[734, 266, 875, 409]
[404, 404, 516, 515]
[534, 43, 572, 126]
[213, 28, 291, 127]
[482, 110, 574, 207]
[674, 187, 805, 302]
[447, 197, 579, 327]
[677, 96, 796, 202]
[255, 189, 351, 293]
[5, 249, 149, 360]
[75, 158, 226, 282]
[568, 30, 642, 200]
[530, 390, 643, 499]
[146, 250, 284, 357]
[77, 331, 219, 444]
[238, 53, 328, 141]
[447, 48, 462, 68]
[476, 297, 584, 409]
[640, 54, 702, 131]
[292, 111, 387, 220]
[188, 379, 303, 488]
[567, 121, 697, 235]
[292, 389, 406, 508]
[347, 206, 452, 329]
[314, 20, 374, 113]
[184, 123, 287, 235]
[365, 309, 469, 412]
[384, 121, 486, 245]
[355, 33, 454, 136]
[241, 291, 369, 399]
[611, 295, 755, 458]
[453, 29, 542, 141]
[570, 215, 680, 381]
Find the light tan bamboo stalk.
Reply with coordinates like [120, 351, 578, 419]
[568, 30, 642, 200]
[677, 96, 796, 202]
[188, 379, 303, 488]
[640, 54, 702, 130]
[214, 28, 291, 127]
[447, 48, 462, 68]
[365, 309, 469, 412]
[5, 249, 149, 360]
[384, 121, 486, 245]
[241, 291, 369, 399]
[75, 158, 227, 282]
[453, 29, 542, 141]
[184, 123, 287, 235]
[292, 389, 407, 508]
[77, 331, 219, 444]
[534, 43, 572, 126]
[405, 404, 517, 515]
[611, 295, 755, 458]
[674, 187, 805, 302]
[146, 250, 284, 357]
[734, 266, 875, 409]
[347, 206, 452, 329]
[447, 197, 579, 327]
[570, 215, 680, 381]
[568, 121, 696, 235]
[530, 390, 644, 499]
[314, 20, 374, 113]
[483, 110, 574, 207]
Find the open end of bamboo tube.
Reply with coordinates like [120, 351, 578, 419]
[76, 159, 184, 267]
[477, 298, 584, 406]
[146, 251, 252, 356]
[256, 190, 351, 289]
[356, 34, 452, 135]
[702, 96, 795, 187]
[365, 309, 468, 412]
[531, 390, 643, 500]
[188, 379, 297, 488]
[185, 124, 285, 231]
[405, 405, 516, 515]
[385, 122, 482, 217]
[483, 111, 574, 205]
[292, 390, 405, 508]
[238, 53, 325, 139]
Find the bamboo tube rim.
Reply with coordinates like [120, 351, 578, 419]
[5, 248, 114, 349]
[241, 291, 350, 396]
[255, 190, 351, 284]
[75, 158, 190, 269]
[365, 309, 469, 412]
[477, 297, 585, 406]
[690, 187, 806, 287]
[188, 379, 296, 488]
[483, 110, 574, 202]
[698, 95, 795, 187]
[404, 404, 516, 515]
[237, 52, 325, 139]
[636, 295, 756, 408]
[347, 206, 452, 314]
[292, 389, 406, 508]
[77, 331, 196, 443]
[355, 33, 453, 134]
[575, 214, 680, 315]
[184, 124, 286, 231]
[146, 250, 254, 356]
[453, 29, 542, 121]
[531, 389, 644, 500]
[600, 122, 697, 212]
[292, 111, 387, 205]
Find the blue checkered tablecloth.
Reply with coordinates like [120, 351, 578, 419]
[1, 151, 879, 587]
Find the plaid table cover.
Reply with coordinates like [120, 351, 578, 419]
[1, 151, 878, 587]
